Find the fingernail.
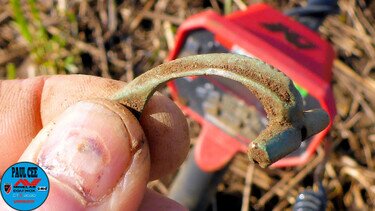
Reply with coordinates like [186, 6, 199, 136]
[37, 101, 131, 202]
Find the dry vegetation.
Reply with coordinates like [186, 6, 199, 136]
[1, 0, 375, 210]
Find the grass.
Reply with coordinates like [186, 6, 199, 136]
[6, 63, 16, 79]
[9, 0, 80, 76]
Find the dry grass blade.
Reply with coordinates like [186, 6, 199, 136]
[334, 59, 375, 94]
[241, 163, 254, 211]
[129, 0, 156, 32]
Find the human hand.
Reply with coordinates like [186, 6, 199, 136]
[0, 75, 189, 210]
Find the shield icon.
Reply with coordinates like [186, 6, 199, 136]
[4, 183, 11, 194]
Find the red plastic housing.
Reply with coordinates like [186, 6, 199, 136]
[168, 4, 336, 171]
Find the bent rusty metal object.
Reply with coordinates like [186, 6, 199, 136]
[112, 53, 329, 168]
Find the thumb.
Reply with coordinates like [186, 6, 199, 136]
[12, 100, 149, 210]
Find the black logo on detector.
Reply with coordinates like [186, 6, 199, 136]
[261, 22, 316, 50]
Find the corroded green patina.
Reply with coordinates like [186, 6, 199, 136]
[112, 53, 329, 168]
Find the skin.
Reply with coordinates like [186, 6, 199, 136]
[0, 75, 189, 210]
